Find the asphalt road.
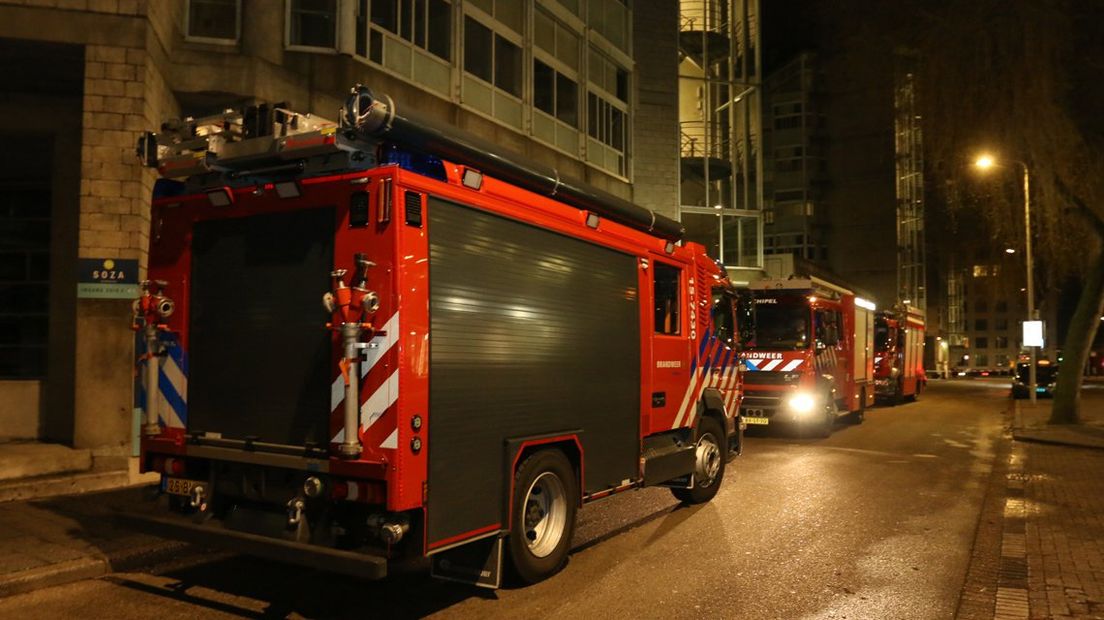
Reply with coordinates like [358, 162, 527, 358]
[0, 379, 1009, 619]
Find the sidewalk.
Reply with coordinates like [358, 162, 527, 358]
[0, 486, 185, 598]
[1000, 397, 1104, 619]
[1013, 395, 1104, 451]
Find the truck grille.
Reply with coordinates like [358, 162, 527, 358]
[741, 394, 782, 417]
[743, 371, 797, 386]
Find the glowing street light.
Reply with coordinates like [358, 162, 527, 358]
[974, 151, 1037, 403]
[1005, 247, 1016, 254]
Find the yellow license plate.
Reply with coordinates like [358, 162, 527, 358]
[164, 477, 201, 496]
[744, 416, 769, 425]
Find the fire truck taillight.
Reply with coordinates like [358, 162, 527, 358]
[331, 480, 385, 504]
[149, 456, 185, 476]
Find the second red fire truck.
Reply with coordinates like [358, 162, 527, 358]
[739, 274, 876, 436]
[124, 85, 750, 587]
[874, 306, 926, 403]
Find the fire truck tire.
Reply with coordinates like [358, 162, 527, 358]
[812, 397, 835, 438]
[507, 449, 578, 584]
[671, 416, 726, 504]
[849, 389, 866, 424]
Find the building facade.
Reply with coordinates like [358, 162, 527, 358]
[0, 0, 681, 461]
[676, 0, 763, 284]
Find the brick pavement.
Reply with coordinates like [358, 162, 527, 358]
[959, 393, 1104, 620]
[1021, 440, 1104, 618]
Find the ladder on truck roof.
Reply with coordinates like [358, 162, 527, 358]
[136, 102, 374, 184]
[136, 84, 684, 241]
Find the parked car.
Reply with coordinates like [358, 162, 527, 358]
[1011, 361, 1058, 398]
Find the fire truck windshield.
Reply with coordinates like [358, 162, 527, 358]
[875, 323, 891, 351]
[747, 299, 809, 350]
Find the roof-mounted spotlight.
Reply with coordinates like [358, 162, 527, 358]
[461, 167, 484, 190]
[206, 187, 234, 207]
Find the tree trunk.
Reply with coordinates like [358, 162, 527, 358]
[1050, 247, 1104, 424]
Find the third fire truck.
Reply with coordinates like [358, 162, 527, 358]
[874, 306, 926, 403]
[124, 84, 750, 587]
[740, 275, 876, 436]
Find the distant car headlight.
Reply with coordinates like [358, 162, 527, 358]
[787, 393, 817, 414]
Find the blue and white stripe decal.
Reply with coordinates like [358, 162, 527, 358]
[135, 332, 188, 429]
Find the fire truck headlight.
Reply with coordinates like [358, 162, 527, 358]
[787, 393, 817, 414]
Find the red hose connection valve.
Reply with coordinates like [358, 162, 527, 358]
[323, 253, 382, 458]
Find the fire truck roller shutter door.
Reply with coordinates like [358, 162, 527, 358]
[426, 197, 640, 547]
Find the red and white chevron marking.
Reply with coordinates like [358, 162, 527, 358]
[330, 312, 400, 451]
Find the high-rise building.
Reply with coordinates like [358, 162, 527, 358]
[761, 51, 826, 263]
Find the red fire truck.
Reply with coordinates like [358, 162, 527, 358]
[874, 306, 926, 403]
[124, 85, 749, 587]
[739, 276, 876, 436]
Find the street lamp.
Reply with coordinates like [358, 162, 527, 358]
[974, 153, 1037, 403]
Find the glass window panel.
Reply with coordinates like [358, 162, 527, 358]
[369, 28, 383, 62]
[370, 0, 399, 32]
[464, 16, 493, 82]
[188, 0, 238, 40]
[535, 9, 555, 53]
[534, 60, 555, 115]
[289, 0, 337, 48]
[556, 72, 577, 126]
[494, 35, 521, 96]
[495, 0, 523, 33]
[427, 0, 451, 60]
[556, 26, 579, 69]
[414, 0, 426, 47]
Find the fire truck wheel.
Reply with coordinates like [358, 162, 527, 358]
[812, 397, 835, 438]
[671, 416, 726, 504]
[507, 449, 577, 584]
[849, 389, 866, 425]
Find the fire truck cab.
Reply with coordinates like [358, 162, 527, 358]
[874, 306, 926, 403]
[124, 85, 748, 587]
[739, 277, 876, 437]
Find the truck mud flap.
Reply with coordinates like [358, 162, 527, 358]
[114, 510, 387, 580]
[429, 534, 503, 589]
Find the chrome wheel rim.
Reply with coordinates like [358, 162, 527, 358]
[694, 431, 721, 488]
[523, 472, 568, 558]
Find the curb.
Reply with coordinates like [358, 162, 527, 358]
[1010, 432, 1104, 452]
[0, 556, 108, 599]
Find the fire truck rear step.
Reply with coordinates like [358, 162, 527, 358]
[115, 510, 388, 580]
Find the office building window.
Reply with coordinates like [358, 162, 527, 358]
[0, 185, 50, 378]
[587, 0, 629, 51]
[187, 0, 240, 42]
[289, 0, 337, 49]
[361, 0, 452, 94]
[975, 337, 989, 349]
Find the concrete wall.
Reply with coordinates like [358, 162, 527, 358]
[0, 381, 40, 440]
[631, 0, 680, 219]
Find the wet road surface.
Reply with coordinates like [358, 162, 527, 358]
[0, 379, 1008, 619]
